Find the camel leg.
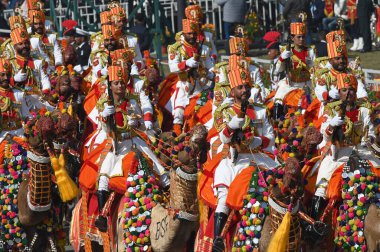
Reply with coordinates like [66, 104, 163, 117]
[364, 204, 380, 252]
[259, 217, 272, 251]
[17, 179, 49, 226]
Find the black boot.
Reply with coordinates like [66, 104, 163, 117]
[212, 212, 228, 252]
[273, 103, 284, 120]
[95, 190, 109, 232]
[310, 196, 328, 220]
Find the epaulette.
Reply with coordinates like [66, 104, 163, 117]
[175, 31, 183, 42]
[358, 100, 373, 112]
[214, 61, 228, 69]
[168, 41, 182, 54]
[252, 102, 266, 109]
[314, 56, 329, 66]
[325, 100, 342, 117]
[213, 103, 231, 132]
[315, 67, 330, 78]
[96, 93, 108, 111]
[90, 31, 102, 40]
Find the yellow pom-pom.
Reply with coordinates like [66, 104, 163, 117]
[289, 153, 295, 157]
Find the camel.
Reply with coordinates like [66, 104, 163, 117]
[17, 111, 79, 250]
[115, 124, 209, 251]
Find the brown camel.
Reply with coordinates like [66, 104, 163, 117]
[115, 125, 209, 251]
[17, 111, 79, 250]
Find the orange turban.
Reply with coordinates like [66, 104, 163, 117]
[109, 6, 126, 21]
[102, 25, 121, 39]
[182, 19, 199, 33]
[185, 4, 203, 21]
[8, 16, 26, 30]
[28, 10, 45, 24]
[229, 37, 248, 55]
[110, 48, 135, 65]
[326, 30, 347, 59]
[10, 27, 29, 45]
[100, 11, 112, 25]
[229, 67, 251, 89]
[290, 22, 306, 35]
[108, 65, 127, 83]
[0, 58, 11, 74]
[229, 55, 250, 70]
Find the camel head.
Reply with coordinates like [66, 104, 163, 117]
[282, 157, 304, 199]
[24, 113, 55, 154]
[188, 124, 208, 156]
[301, 126, 322, 154]
[51, 110, 78, 148]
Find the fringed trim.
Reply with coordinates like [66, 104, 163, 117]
[176, 167, 198, 181]
[27, 191, 51, 212]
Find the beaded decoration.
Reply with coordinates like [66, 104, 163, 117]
[0, 142, 29, 249]
[334, 156, 380, 251]
[232, 169, 269, 251]
[194, 89, 213, 113]
[122, 153, 162, 251]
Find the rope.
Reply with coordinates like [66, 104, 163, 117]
[81, 192, 92, 252]
[100, 232, 111, 252]
[221, 210, 235, 238]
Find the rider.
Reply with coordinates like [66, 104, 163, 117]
[167, 18, 214, 135]
[212, 66, 277, 251]
[311, 72, 379, 220]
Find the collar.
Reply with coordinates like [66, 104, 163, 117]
[78, 42, 85, 48]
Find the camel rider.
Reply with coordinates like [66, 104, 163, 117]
[212, 66, 278, 251]
[108, 4, 144, 71]
[28, 9, 63, 70]
[273, 19, 316, 118]
[0, 57, 33, 137]
[311, 72, 379, 220]
[168, 18, 214, 135]
[310, 30, 368, 129]
[91, 65, 168, 231]
[1, 15, 45, 62]
[184, 1, 218, 62]
[8, 26, 51, 95]
[88, 27, 154, 129]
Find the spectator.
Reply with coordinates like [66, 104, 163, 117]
[357, 0, 374, 52]
[282, 0, 312, 44]
[322, 0, 347, 31]
[0, 1, 9, 37]
[314, 30, 328, 57]
[310, 0, 325, 31]
[74, 29, 91, 69]
[215, 0, 247, 39]
[129, 13, 151, 53]
[282, 0, 312, 21]
[347, 0, 362, 51]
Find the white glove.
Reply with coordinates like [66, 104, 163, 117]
[101, 105, 115, 118]
[185, 57, 199, 68]
[227, 116, 245, 130]
[249, 137, 262, 149]
[73, 65, 83, 74]
[281, 50, 292, 60]
[134, 79, 144, 93]
[100, 66, 108, 76]
[328, 86, 340, 99]
[330, 115, 344, 127]
[144, 120, 153, 130]
[221, 97, 234, 106]
[14, 70, 27, 82]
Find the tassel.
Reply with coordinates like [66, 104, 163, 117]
[50, 152, 79, 202]
[67, 104, 73, 116]
[267, 211, 292, 252]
